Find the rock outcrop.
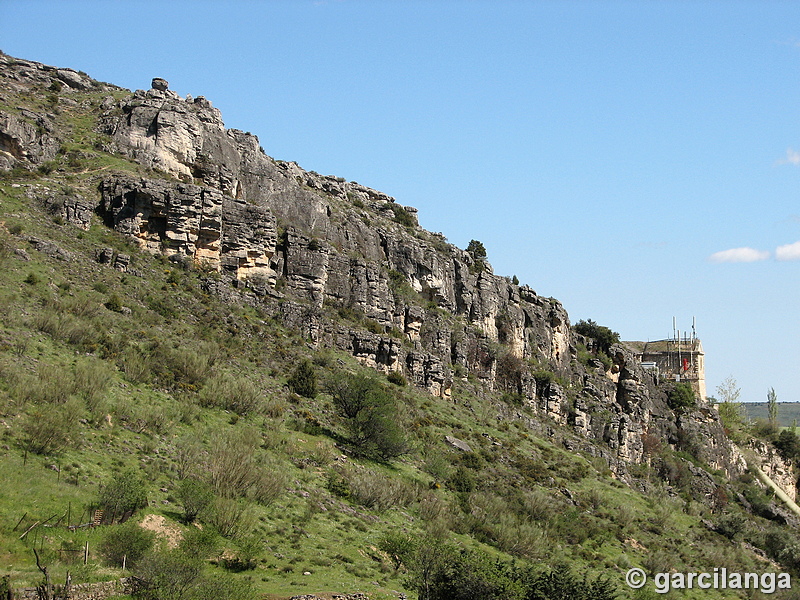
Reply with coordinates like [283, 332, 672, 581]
[0, 109, 60, 170]
[99, 175, 278, 282]
[751, 439, 798, 502]
[0, 53, 103, 170]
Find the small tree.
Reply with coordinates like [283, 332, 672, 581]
[466, 239, 487, 261]
[774, 429, 800, 464]
[287, 359, 317, 398]
[176, 478, 214, 523]
[666, 382, 696, 411]
[496, 352, 524, 395]
[716, 375, 741, 404]
[716, 376, 746, 441]
[99, 520, 155, 568]
[768, 387, 779, 427]
[573, 319, 620, 355]
[466, 240, 487, 273]
[326, 372, 407, 461]
[98, 469, 149, 523]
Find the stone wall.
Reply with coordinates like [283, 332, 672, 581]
[14, 577, 140, 600]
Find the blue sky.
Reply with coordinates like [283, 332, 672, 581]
[2, 1, 799, 404]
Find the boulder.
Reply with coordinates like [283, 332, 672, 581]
[445, 435, 473, 453]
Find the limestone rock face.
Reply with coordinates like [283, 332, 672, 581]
[0, 109, 60, 170]
[0, 53, 95, 94]
[751, 440, 797, 502]
[99, 175, 277, 283]
[0, 53, 115, 171]
[101, 88, 336, 235]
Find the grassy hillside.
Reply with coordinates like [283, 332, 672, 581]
[1, 59, 799, 600]
[742, 403, 800, 428]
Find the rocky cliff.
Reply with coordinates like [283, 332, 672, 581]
[0, 54, 749, 492]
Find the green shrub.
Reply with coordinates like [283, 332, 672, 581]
[179, 527, 219, 559]
[326, 372, 407, 460]
[379, 531, 417, 570]
[73, 358, 113, 411]
[387, 370, 407, 386]
[98, 469, 149, 521]
[751, 419, 779, 441]
[206, 497, 253, 539]
[105, 293, 123, 312]
[134, 549, 203, 600]
[714, 511, 747, 541]
[0, 235, 12, 265]
[408, 540, 520, 600]
[336, 466, 419, 511]
[202, 425, 286, 505]
[250, 458, 288, 506]
[198, 374, 262, 415]
[20, 402, 79, 455]
[326, 469, 351, 499]
[448, 465, 476, 493]
[176, 478, 214, 523]
[666, 382, 696, 411]
[524, 564, 618, 600]
[287, 359, 317, 398]
[192, 576, 253, 600]
[14, 362, 75, 405]
[390, 203, 415, 227]
[774, 429, 800, 463]
[99, 520, 155, 568]
[532, 369, 555, 387]
[573, 319, 620, 354]
[119, 347, 152, 383]
[164, 344, 216, 387]
[387, 269, 415, 299]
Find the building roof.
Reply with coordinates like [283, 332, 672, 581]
[623, 339, 703, 355]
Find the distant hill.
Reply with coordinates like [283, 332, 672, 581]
[742, 402, 800, 427]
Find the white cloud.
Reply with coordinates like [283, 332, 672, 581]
[776, 241, 800, 261]
[778, 148, 800, 166]
[708, 247, 770, 263]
